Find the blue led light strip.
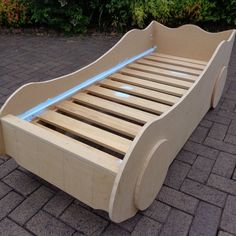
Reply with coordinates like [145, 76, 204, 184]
[18, 46, 156, 121]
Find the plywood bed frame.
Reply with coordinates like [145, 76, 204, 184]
[0, 21, 235, 222]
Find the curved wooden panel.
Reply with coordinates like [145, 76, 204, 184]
[109, 30, 236, 223]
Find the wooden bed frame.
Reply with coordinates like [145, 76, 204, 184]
[0, 21, 235, 222]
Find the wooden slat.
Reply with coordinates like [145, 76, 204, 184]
[33, 120, 121, 173]
[109, 73, 187, 97]
[145, 55, 205, 70]
[138, 58, 201, 75]
[38, 111, 131, 155]
[152, 52, 208, 65]
[100, 79, 179, 105]
[56, 100, 141, 138]
[86, 85, 170, 115]
[72, 93, 156, 124]
[120, 68, 193, 89]
[128, 63, 197, 82]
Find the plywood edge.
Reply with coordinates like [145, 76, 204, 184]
[1, 115, 121, 175]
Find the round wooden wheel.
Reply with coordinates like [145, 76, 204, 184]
[134, 139, 170, 210]
[211, 66, 227, 108]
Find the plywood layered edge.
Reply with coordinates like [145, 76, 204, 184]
[109, 30, 236, 222]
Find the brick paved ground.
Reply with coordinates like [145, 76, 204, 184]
[0, 34, 236, 236]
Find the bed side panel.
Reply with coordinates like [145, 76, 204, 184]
[153, 21, 234, 61]
[1, 115, 116, 211]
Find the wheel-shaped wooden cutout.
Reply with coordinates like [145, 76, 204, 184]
[211, 66, 227, 108]
[135, 139, 170, 210]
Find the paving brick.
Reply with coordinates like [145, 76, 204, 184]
[118, 213, 142, 232]
[181, 179, 227, 207]
[164, 160, 191, 189]
[102, 224, 130, 236]
[212, 152, 236, 178]
[43, 191, 74, 217]
[200, 119, 213, 128]
[158, 186, 199, 214]
[228, 120, 236, 136]
[176, 150, 197, 165]
[207, 173, 236, 195]
[184, 141, 219, 160]
[208, 123, 228, 140]
[217, 109, 236, 121]
[3, 170, 41, 196]
[131, 216, 162, 236]
[187, 156, 214, 183]
[60, 203, 108, 235]
[204, 112, 231, 125]
[0, 158, 18, 179]
[0, 181, 11, 199]
[0, 218, 33, 236]
[205, 137, 236, 155]
[26, 210, 75, 236]
[190, 126, 209, 143]
[189, 201, 221, 236]
[220, 99, 236, 111]
[9, 186, 54, 225]
[218, 231, 234, 236]
[0, 191, 23, 220]
[233, 169, 236, 180]
[224, 134, 236, 145]
[159, 209, 192, 236]
[142, 200, 171, 222]
[221, 195, 236, 234]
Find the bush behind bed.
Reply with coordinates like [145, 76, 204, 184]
[0, 0, 235, 33]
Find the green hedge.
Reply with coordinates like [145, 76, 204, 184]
[0, 0, 235, 33]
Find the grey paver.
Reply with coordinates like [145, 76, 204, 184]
[0, 218, 33, 236]
[184, 141, 219, 160]
[26, 210, 75, 236]
[102, 224, 130, 236]
[189, 201, 221, 236]
[220, 99, 236, 111]
[228, 120, 236, 136]
[190, 126, 209, 143]
[43, 190, 74, 217]
[187, 156, 214, 183]
[200, 119, 213, 128]
[158, 186, 199, 214]
[221, 195, 236, 234]
[0, 158, 18, 179]
[181, 179, 227, 207]
[218, 231, 234, 236]
[60, 203, 108, 235]
[207, 173, 236, 195]
[9, 186, 54, 225]
[131, 216, 162, 236]
[3, 169, 41, 196]
[159, 209, 192, 236]
[208, 123, 228, 140]
[0, 181, 11, 199]
[0, 191, 23, 220]
[142, 200, 171, 222]
[224, 134, 236, 145]
[205, 137, 236, 155]
[204, 113, 231, 125]
[118, 213, 142, 232]
[164, 160, 191, 189]
[176, 150, 197, 164]
[212, 152, 236, 178]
